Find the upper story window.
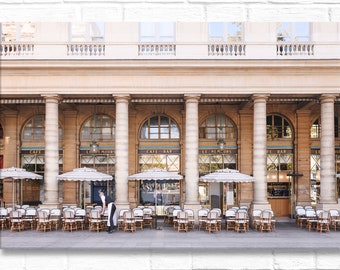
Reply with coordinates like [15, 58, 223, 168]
[140, 115, 179, 139]
[1, 22, 35, 42]
[70, 22, 105, 42]
[0, 124, 3, 139]
[81, 114, 115, 141]
[22, 115, 63, 141]
[277, 22, 310, 42]
[208, 22, 243, 42]
[199, 114, 236, 141]
[266, 114, 293, 140]
[310, 116, 339, 139]
[139, 22, 175, 42]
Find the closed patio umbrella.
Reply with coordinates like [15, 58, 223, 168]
[0, 167, 43, 207]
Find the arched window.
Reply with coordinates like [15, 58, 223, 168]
[199, 114, 236, 140]
[310, 116, 339, 139]
[140, 115, 179, 139]
[80, 114, 115, 141]
[266, 114, 292, 140]
[22, 115, 63, 140]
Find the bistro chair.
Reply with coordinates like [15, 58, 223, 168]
[259, 210, 272, 232]
[23, 208, 37, 230]
[198, 208, 209, 231]
[225, 209, 236, 231]
[123, 210, 136, 232]
[296, 208, 307, 228]
[251, 209, 262, 231]
[10, 210, 24, 232]
[184, 209, 195, 230]
[62, 209, 77, 232]
[205, 211, 219, 233]
[36, 210, 52, 232]
[317, 211, 330, 233]
[177, 211, 189, 233]
[0, 208, 9, 230]
[75, 208, 86, 230]
[117, 209, 130, 231]
[49, 208, 61, 230]
[142, 207, 153, 229]
[306, 208, 318, 231]
[172, 209, 181, 230]
[329, 209, 340, 231]
[133, 208, 144, 230]
[234, 210, 249, 233]
[88, 210, 102, 232]
[210, 208, 222, 231]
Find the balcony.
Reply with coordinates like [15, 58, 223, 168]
[0, 42, 34, 56]
[0, 41, 338, 60]
[276, 43, 314, 56]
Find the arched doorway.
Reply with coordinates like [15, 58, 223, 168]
[198, 113, 238, 212]
[137, 114, 181, 214]
[79, 113, 115, 205]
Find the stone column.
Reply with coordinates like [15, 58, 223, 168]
[318, 94, 337, 210]
[184, 95, 201, 212]
[2, 110, 19, 207]
[114, 95, 130, 209]
[42, 95, 60, 209]
[252, 95, 271, 210]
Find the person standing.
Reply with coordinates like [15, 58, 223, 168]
[99, 191, 117, 234]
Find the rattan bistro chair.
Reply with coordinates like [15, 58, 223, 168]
[36, 210, 52, 232]
[88, 210, 102, 232]
[177, 211, 189, 233]
[234, 210, 249, 233]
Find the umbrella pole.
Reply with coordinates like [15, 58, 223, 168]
[12, 178, 14, 208]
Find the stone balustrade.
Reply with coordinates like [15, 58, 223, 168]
[67, 43, 105, 56]
[138, 43, 176, 56]
[208, 43, 246, 56]
[0, 43, 34, 56]
[276, 43, 314, 56]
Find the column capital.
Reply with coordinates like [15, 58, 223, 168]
[184, 94, 201, 102]
[252, 94, 269, 102]
[113, 94, 130, 102]
[319, 94, 337, 103]
[41, 94, 61, 102]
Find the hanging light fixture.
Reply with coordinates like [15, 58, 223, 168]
[217, 103, 225, 152]
[90, 103, 99, 154]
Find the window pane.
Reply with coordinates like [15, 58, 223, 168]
[170, 121, 180, 139]
[227, 22, 242, 42]
[159, 22, 175, 42]
[208, 22, 223, 41]
[140, 22, 156, 42]
[294, 22, 310, 41]
[90, 22, 104, 42]
[71, 22, 86, 42]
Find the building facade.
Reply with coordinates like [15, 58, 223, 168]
[1, 22, 340, 217]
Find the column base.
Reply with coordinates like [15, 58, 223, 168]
[39, 202, 61, 210]
[317, 202, 340, 211]
[250, 202, 272, 212]
[183, 203, 202, 222]
[115, 202, 130, 212]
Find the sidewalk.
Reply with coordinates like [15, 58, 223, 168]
[1, 219, 340, 250]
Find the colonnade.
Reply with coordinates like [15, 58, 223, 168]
[40, 94, 338, 211]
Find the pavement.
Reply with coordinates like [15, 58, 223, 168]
[1, 218, 340, 251]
